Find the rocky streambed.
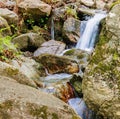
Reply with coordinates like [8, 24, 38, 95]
[0, 0, 119, 119]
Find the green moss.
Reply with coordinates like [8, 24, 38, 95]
[64, 49, 75, 55]
[52, 113, 59, 119]
[5, 67, 19, 76]
[0, 100, 13, 110]
[29, 105, 48, 119]
[0, 100, 13, 119]
[72, 115, 80, 119]
[110, 0, 120, 9]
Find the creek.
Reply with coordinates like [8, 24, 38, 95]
[41, 11, 106, 119]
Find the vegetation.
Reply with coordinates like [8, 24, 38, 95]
[110, 0, 120, 9]
[0, 36, 19, 61]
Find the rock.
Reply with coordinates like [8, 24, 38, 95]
[34, 54, 79, 74]
[33, 40, 66, 56]
[10, 56, 46, 80]
[78, 6, 95, 16]
[80, 0, 95, 7]
[82, 3, 120, 118]
[0, 61, 37, 87]
[0, 78, 81, 119]
[0, 8, 18, 25]
[63, 17, 81, 43]
[0, 16, 11, 36]
[70, 74, 83, 97]
[18, 0, 52, 21]
[63, 48, 90, 72]
[12, 32, 46, 51]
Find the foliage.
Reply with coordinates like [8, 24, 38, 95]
[65, 6, 78, 19]
[0, 36, 19, 61]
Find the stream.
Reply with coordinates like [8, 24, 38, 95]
[40, 11, 106, 119]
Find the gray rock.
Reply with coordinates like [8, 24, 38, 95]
[12, 32, 46, 51]
[0, 8, 18, 25]
[63, 17, 81, 43]
[0, 78, 81, 119]
[82, 3, 120, 118]
[0, 61, 37, 87]
[0, 16, 11, 36]
[34, 40, 66, 56]
[18, 0, 52, 21]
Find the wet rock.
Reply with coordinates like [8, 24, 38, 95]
[33, 40, 66, 56]
[18, 0, 52, 21]
[0, 8, 18, 25]
[0, 78, 81, 119]
[82, 3, 120, 118]
[63, 17, 81, 43]
[34, 54, 79, 74]
[63, 48, 90, 71]
[0, 61, 37, 87]
[70, 74, 83, 97]
[0, 16, 11, 36]
[12, 32, 45, 51]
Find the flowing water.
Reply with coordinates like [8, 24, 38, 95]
[76, 13, 106, 52]
[51, 16, 55, 40]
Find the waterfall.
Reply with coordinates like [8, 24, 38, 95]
[51, 16, 55, 40]
[76, 13, 106, 52]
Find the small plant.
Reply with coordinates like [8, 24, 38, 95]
[0, 36, 19, 61]
[65, 6, 78, 19]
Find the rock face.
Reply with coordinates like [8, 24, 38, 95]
[0, 78, 81, 119]
[12, 32, 45, 51]
[0, 61, 37, 87]
[18, 0, 52, 21]
[63, 17, 81, 43]
[34, 40, 66, 56]
[82, 3, 120, 119]
[35, 54, 79, 74]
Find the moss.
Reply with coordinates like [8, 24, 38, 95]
[52, 113, 59, 119]
[72, 115, 80, 119]
[110, 0, 120, 10]
[29, 105, 48, 119]
[64, 49, 75, 55]
[0, 100, 13, 119]
[5, 67, 19, 76]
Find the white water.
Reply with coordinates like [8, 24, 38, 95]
[76, 13, 106, 52]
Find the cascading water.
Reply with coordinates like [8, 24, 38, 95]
[51, 16, 55, 40]
[76, 13, 106, 52]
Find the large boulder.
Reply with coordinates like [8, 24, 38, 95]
[0, 61, 37, 87]
[0, 78, 81, 119]
[18, 0, 52, 21]
[34, 54, 79, 74]
[12, 32, 46, 51]
[82, 3, 120, 118]
[0, 8, 18, 25]
[34, 40, 66, 56]
[63, 17, 81, 43]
